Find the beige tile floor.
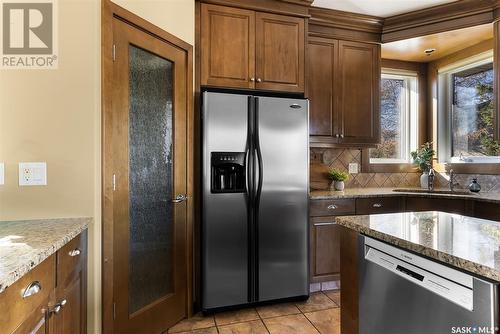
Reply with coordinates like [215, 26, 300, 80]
[168, 290, 341, 334]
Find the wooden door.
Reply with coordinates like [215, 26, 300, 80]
[338, 40, 380, 145]
[255, 12, 305, 92]
[310, 218, 341, 283]
[308, 37, 338, 144]
[201, 4, 255, 89]
[111, 17, 188, 334]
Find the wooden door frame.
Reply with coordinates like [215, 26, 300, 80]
[101, 1, 194, 333]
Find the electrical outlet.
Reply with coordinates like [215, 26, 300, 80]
[349, 163, 359, 174]
[0, 163, 4, 185]
[19, 162, 47, 186]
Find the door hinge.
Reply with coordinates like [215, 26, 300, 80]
[112, 44, 116, 61]
[113, 302, 116, 320]
[112, 174, 116, 191]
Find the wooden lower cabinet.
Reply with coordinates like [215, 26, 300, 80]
[0, 231, 87, 334]
[310, 217, 341, 282]
[405, 197, 466, 214]
[51, 232, 87, 334]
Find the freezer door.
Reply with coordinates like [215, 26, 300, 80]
[255, 97, 309, 301]
[202, 92, 250, 309]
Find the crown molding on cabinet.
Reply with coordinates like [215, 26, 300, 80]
[308, 6, 383, 43]
[382, 0, 495, 42]
[197, 0, 311, 17]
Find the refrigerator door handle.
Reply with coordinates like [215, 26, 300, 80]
[254, 99, 263, 203]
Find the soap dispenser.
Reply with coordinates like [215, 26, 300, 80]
[468, 178, 481, 193]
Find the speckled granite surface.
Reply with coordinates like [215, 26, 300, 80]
[336, 211, 500, 281]
[0, 217, 90, 293]
[310, 187, 500, 203]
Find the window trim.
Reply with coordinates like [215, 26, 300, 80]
[363, 59, 427, 174]
[437, 52, 500, 164]
[370, 70, 419, 165]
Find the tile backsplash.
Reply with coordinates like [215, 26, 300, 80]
[311, 148, 500, 193]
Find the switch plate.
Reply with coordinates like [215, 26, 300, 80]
[19, 162, 47, 186]
[349, 163, 359, 174]
[0, 163, 4, 185]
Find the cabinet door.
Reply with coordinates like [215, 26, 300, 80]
[308, 37, 338, 141]
[12, 303, 49, 334]
[201, 4, 255, 89]
[338, 41, 380, 145]
[255, 12, 305, 92]
[52, 233, 87, 334]
[310, 218, 341, 283]
[52, 271, 86, 334]
[405, 197, 466, 215]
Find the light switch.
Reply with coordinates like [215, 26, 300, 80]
[349, 163, 359, 174]
[19, 162, 47, 186]
[0, 163, 4, 185]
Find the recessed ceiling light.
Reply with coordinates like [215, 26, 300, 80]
[424, 48, 436, 56]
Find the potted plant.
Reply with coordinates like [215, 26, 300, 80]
[410, 142, 435, 189]
[328, 168, 350, 191]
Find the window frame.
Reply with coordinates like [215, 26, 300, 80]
[437, 51, 500, 164]
[370, 70, 419, 165]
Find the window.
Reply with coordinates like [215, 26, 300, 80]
[439, 54, 500, 163]
[370, 71, 418, 164]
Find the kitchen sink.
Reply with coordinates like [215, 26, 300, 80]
[393, 188, 475, 196]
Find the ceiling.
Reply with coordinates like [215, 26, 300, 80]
[381, 24, 493, 62]
[311, 0, 458, 18]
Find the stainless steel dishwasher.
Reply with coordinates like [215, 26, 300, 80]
[359, 236, 499, 334]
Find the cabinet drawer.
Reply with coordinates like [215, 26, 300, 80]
[310, 199, 356, 216]
[57, 232, 87, 286]
[356, 197, 401, 215]
[0, 255, 55, 334]
[405, 197, 465, 215]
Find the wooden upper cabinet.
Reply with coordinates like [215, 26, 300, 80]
[201, 4, 255, 89]
[255, 12, 305, 92]
[338, 40, 380, 145]
[200, 3, 305, 93]
[308, 37, 337, 138]
[308, 37, 381, 147]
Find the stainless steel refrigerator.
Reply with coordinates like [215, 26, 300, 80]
[201, 91, 309, 311]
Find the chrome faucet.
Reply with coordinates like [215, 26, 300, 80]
[428, 168, 435, 191]
[449, 169, 460, 192]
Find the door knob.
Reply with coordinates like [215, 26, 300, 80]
[250, 77, 255, 82]
[340, 134, 344, 138]
[256, 78, 262, 82]
[172, 194, 187, 203]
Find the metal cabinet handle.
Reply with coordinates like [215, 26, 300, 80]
[340, 134, 344, 138]
[50, 299, 67, 315]
[22, 281, 42, 298]
[172, 194, 187, 203]
[327, 204, 338, 210]
[373, 203, 383, 208]
[68, 249, 81, 257]
[256, 78, 262, 82]
[250, 77, 255, 82]
[314, 222, 337, 226]
[335, 134, 340, 138]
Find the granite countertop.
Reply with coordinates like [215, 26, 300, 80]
[0, 217, 91, 293]
[336, 211, 500, 281]
[310, 187, 500, 203]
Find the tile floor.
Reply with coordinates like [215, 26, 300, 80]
[168, 290, 341, 334]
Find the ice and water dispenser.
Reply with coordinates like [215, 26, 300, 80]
[211, 152, 246, 193]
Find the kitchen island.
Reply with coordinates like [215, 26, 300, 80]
[335, 211, 500, 334]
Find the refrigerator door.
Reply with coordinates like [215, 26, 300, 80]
[255, 97, 309, 301]
[202, 92, 250, 309]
